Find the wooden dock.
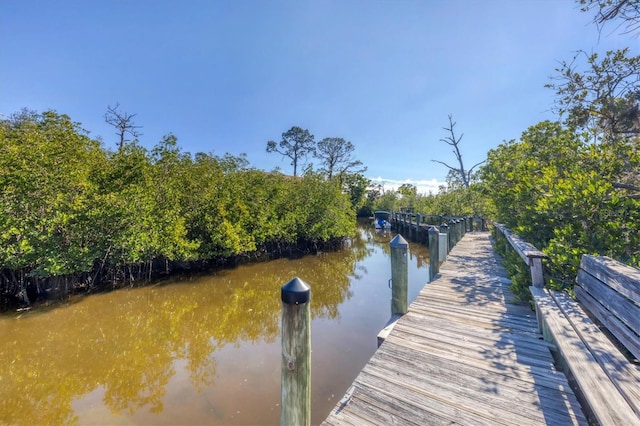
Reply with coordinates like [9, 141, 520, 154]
[322, 232, 588, 425]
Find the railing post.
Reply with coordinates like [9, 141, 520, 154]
[529, 257, 544, 288]
[495, 223, 547, 289]
[390, 235, 409, 315]
[281, 278, 311, 426]
[428, 226, 439, 281]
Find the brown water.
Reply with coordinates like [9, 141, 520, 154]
[0, 223, 430, 425]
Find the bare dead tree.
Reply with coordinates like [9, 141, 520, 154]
[432, 115, 485, 188]
[580, 0, 640, 37]
[105, 103, 143, 150]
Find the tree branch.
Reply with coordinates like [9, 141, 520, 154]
[468, 160, 486, 175]
[431, 159, 458, 171]
[612, 181, 640, 191]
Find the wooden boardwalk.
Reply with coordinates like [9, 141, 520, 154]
[322, 232, 588, 426]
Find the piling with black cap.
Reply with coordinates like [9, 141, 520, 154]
[390, 234, 409, 315]
[280, 277, 311, 426]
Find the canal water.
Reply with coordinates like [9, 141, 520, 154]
[0, 222, 430, 425]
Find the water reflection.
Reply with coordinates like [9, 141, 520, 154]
[0, 223, 429, 425]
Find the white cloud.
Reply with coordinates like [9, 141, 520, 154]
[369, 177, 445, 195]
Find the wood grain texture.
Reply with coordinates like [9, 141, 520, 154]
[322, 232, 586, 426]
[579, 255, 640, 305]
[577, 255, 640, 361]
[552, 290, 640, 418]
[576, 269, 640, 333]
[530, 287, 639, 425]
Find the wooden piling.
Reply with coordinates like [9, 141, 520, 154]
[390, 234, 409, 315]
[439, 231, 448, 261]
[281, 277, 311, 426]
[428, 226, 439, 281]
[448, 220, 456, 251]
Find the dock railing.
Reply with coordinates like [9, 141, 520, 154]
[493, 223, 548, 288]
[492, 224, 640, 423]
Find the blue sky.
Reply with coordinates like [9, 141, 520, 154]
[1, 0, 635, 193]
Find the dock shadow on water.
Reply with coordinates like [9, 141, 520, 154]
[0, 222, 429, 425]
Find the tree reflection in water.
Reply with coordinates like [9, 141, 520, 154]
[0, 222, 429, 425]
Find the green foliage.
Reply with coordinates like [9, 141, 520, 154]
[292, 171, 356, 243]
[480, 4, 640, 296]
[415, 184, 493, 218]
[481, 121, 585, 247]
[0, 110, 105, 276]
[481, 120, 640, 290]
[546, 48, 640, 140]
[0, 110, 357, 306]
[373, 190, 400, 213]
[343, 173, 370, 214]
[492, 229, 533, 303]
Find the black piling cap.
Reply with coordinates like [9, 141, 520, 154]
[281, 277, 311, 305]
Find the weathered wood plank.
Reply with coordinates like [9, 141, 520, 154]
[552, 290, 640, 418]
[576, 260, 640, 361]
[577, 268, 640, 334]
[389, 323, 558, 372]
[575, 285, 640, 362]
[530, 286, 639, 425]
[385, 330, 573, 393]
[409, 297, 539, 333]
[333, 387, 423, 426]
[371, 341, 582, 412]
[580, 255, 640, 305]
[356, 368, 514, 426]
[412, 289, 526, 312]
[396, 311, 553, 357]
[376, 339, 575, 396]
[365, 354, 582, 426]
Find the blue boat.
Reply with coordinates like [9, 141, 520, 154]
[373, 211, 392, 230]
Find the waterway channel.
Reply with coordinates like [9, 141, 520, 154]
[0, 221, 431, 425]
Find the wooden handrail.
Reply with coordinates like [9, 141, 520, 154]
[494, 223, 548, 288]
